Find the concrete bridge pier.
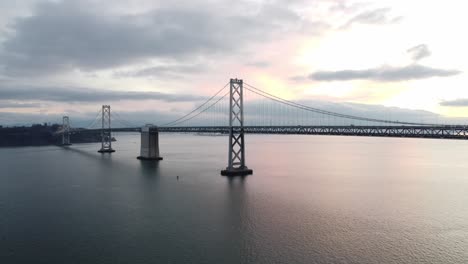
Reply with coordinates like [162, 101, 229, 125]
[137, 126, 163, 161]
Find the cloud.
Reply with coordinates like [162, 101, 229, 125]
[309, 64, 461, 82]
[0, 83, 208, 103]
[341, 7, 402, 29]
[115, 63, 207, 78]
[407, 44, 431, 61]
[245, 61, 271, 68]
[328, 1, 364, 13]
[0, 101, 43, 108]
[0, 0, 310, 76]
[440, 99, 468, 107]
[289, 75, 308, 82]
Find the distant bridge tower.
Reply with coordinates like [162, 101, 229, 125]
[221, 78, 253, 176]
[98, 105, 115, 153]
[62, 116, 71, 146]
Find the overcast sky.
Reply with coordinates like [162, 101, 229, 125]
[0, 0, 467, 126]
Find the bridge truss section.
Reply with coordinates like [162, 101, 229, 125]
[159, 125, 468, 140]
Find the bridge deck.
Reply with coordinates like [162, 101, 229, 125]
[159, 126, 468, 140]
[69, 125, 468, 140]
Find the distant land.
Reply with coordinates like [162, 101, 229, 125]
[0, 123, 103, 147]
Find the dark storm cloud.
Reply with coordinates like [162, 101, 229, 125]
[440, 99, 468, 107]
[0, 0, 308, 76]
[407, 44, 431, 61]
[309, 65, 461, 82]
[0, 84, 207, 103]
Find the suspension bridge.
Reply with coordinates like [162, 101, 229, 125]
[56, 78, 468, 176]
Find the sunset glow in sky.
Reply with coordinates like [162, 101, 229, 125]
[0, 0, 467, 125]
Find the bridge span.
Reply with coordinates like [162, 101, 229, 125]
[157, 125, 468, 140]
[75, 125, 468, 140]
[55, 78, 468, 176]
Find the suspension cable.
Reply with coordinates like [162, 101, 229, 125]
[160, 82, 229, 126]
[83, 108, 103, 129]
[244, 82, 439, 126]
[113, 111, 140, 128]
[166, 90, 230, 127]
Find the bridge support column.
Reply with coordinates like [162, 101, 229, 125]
[137, 126, 163, 161]
[221, 78, 253, 176]
[62, 116, 71, 146]
[98, 105, 115, 153]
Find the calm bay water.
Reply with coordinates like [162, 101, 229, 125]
[1, 133, 468, 263]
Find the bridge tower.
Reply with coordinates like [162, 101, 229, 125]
[62, 116, 71, 146]
[221, 78, 253, 176]
[98, 105, 115, 153]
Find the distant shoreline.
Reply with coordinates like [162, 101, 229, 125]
[0, 124, 103, 147]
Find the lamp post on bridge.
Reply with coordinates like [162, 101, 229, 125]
[98, 105, 115, 153]
[221, 78, 253, 176]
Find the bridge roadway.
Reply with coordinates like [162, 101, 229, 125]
[73, 125, 468, 140]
